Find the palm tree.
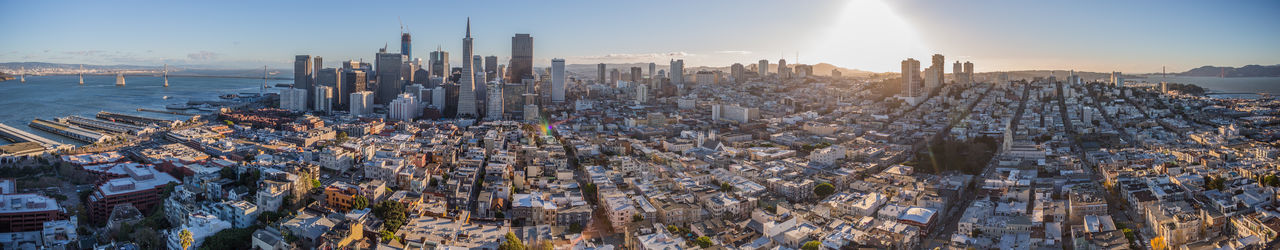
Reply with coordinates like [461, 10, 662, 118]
[179, 229, 193, 250]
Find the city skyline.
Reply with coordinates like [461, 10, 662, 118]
[2, 0, 1278, 73]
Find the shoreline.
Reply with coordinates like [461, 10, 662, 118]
[36, 73, 292, 80]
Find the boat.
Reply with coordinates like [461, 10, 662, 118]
[162, 96, 171, 100]
[115, 73, 125, 86]
[219, 94, 238, 99]
[165, 103, 190, 110]
[274, 83, 293, 88]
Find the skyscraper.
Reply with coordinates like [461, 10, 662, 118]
[350, 91, 374, 116]
[648, 63, 656, 83]
[401, 33, 412, 59]
[485, 55, 498, 81]
[389, 93, 419, 121]
[317, 68, 342, 110]
[375, 51, 405, 105]
[931, 54, 945, 85]
[457, 18, 478, 117]
[510, 34, 534, 83]
[953, 61, 963, 84]
[778, 59, 787, 79]
[630, 67, 643, 82]
[551, 58, 565, 103]
[340, 70, 366, 109]
[730, 63, 745, 83]
[313, 86, 333, 113]
[758, 59, 769, 76]
[294, 55, 313, 108]
[901, 58, 921, 97]
[313, 56, 323, 107]
[597, 63, 606, 84]
[486, 82, 504, 120]
[610, 69, 621, 86]
[963, 61, 974, 84]
[669, 59, 684, 86]
[429, 47, 449, 77]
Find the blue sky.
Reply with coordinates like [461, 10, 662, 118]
[2, 0, 1277, 73]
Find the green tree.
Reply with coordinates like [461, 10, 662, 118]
[374, 201, 408, 231]
[720, 182, 734, 192]
[223, 120, 234, 126]
[568, 223, 583, 234]
[351, 195, 369, 211]
[813, 182, 835, 199]
[632, 214, 644, 222]
[801, 241, 822, 250]
[499, 232, 526, 250]
[694, 236, 713, 248]
[379, 229, 399, 243]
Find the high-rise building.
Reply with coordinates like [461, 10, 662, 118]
[340, 70, 366, 109]
[294, 55, 313, 107]
[486, 82, 504, 120]
[630, 67, 643, 82]
[778, 59, 788, 79]
[597, 63, 606, 84]
[429, 47, 449, 77]
[312, 56, 323, 107]
[510, 34, 534, 83]
[669, 59, 684, 86]
[457, 18, 478, 118]
[758, 60, 769, 76]
[963, 61, 974, 84]
[431, 86, 446, 110]
[931, 54, 945, 85]
[953, 61, 963, 84]
[389, 93, 419, 121]
[924, 66, 941, 90]
[280, 88, 308, 111]
[610, 69, 621, 86]
[375, 51, 405, 104]
[551, 58, 565, 103]
[502, 83, 526, 120]
[484, 55, 499, 81]
[901, 58, 921, 97]
[730, 63, 745, 83]
[313, 86, 333, 112]
[636, 83, 649, 103]
[794, 64, 813, 77]
[696, 71, 715, 85]
[401, 33, 412, 59]
[648, 62, 657, 80]
[1110, 72, 1124, 87]
[405, 84, 426, 102]
[350, 91, 374, 116]
[317, 68, 342, 110]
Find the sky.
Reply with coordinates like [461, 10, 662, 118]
[2, 0, 1277, 73]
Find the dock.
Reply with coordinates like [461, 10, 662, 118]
[63, 115, 152, 135]
[0, 123, 64, 148]
[138, 108, 197, 116]
[28, 119, 110, 144]
[97, 111, 186, 128]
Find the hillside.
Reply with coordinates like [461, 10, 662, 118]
[1180, 65, 1280, 77]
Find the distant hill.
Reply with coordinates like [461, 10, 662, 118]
[0, 62, 288, 78]
[564, 62, 879, 78]
[1179, 65, 1280, 77]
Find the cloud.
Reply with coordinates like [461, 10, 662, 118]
[716, 50, 753, 55]
[187, 51, 219, 61]
[64, 50, 107, 56]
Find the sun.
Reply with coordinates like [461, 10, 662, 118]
[812, 0, 931, 73]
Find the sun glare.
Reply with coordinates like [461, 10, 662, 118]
[813, 0, 930, 72]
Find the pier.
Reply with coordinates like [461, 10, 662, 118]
[0, 123, 64, 148]
[97, 111, 185, 128]
[28, 119, 110, 144]
[63, 115, 152, 135]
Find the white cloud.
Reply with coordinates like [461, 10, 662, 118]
[574, 51, 691, 62]
[716, 50, 753, 55]
[187, 51, 219, 61]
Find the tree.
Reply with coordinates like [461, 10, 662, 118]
[224, 120, 234, 126]
[801, 241, 822, 250]
[568, 223, 584, 234]
[632, 214, 644, 222]
[694, 236, 712, 248]
[499, 232, 526, 250]
[813, 182, 835, 199]
[1151, 236, 1166, 250]
[351, 195, 369, 211]
[374, 201, 408, 231]
[179, 229, 194, 250]
[720, 182, 734, 192]
[379, 229, 399, 243]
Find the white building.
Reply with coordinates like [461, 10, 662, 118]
[551, 58, 565, 103]
[712, 104, 758, 123]
[349, 91, 374, 116]
[431, 86, 446, 110]
[486, 82, 504, 120]
[389, 93, 419, 122]
[524, 104, 539, 122]
[809, 145, 846, 166]
[313, 85, 333, 112]
[167, 213, 231, 250]
[280, 88, 308, 111]
[635, 83, 649, 104]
